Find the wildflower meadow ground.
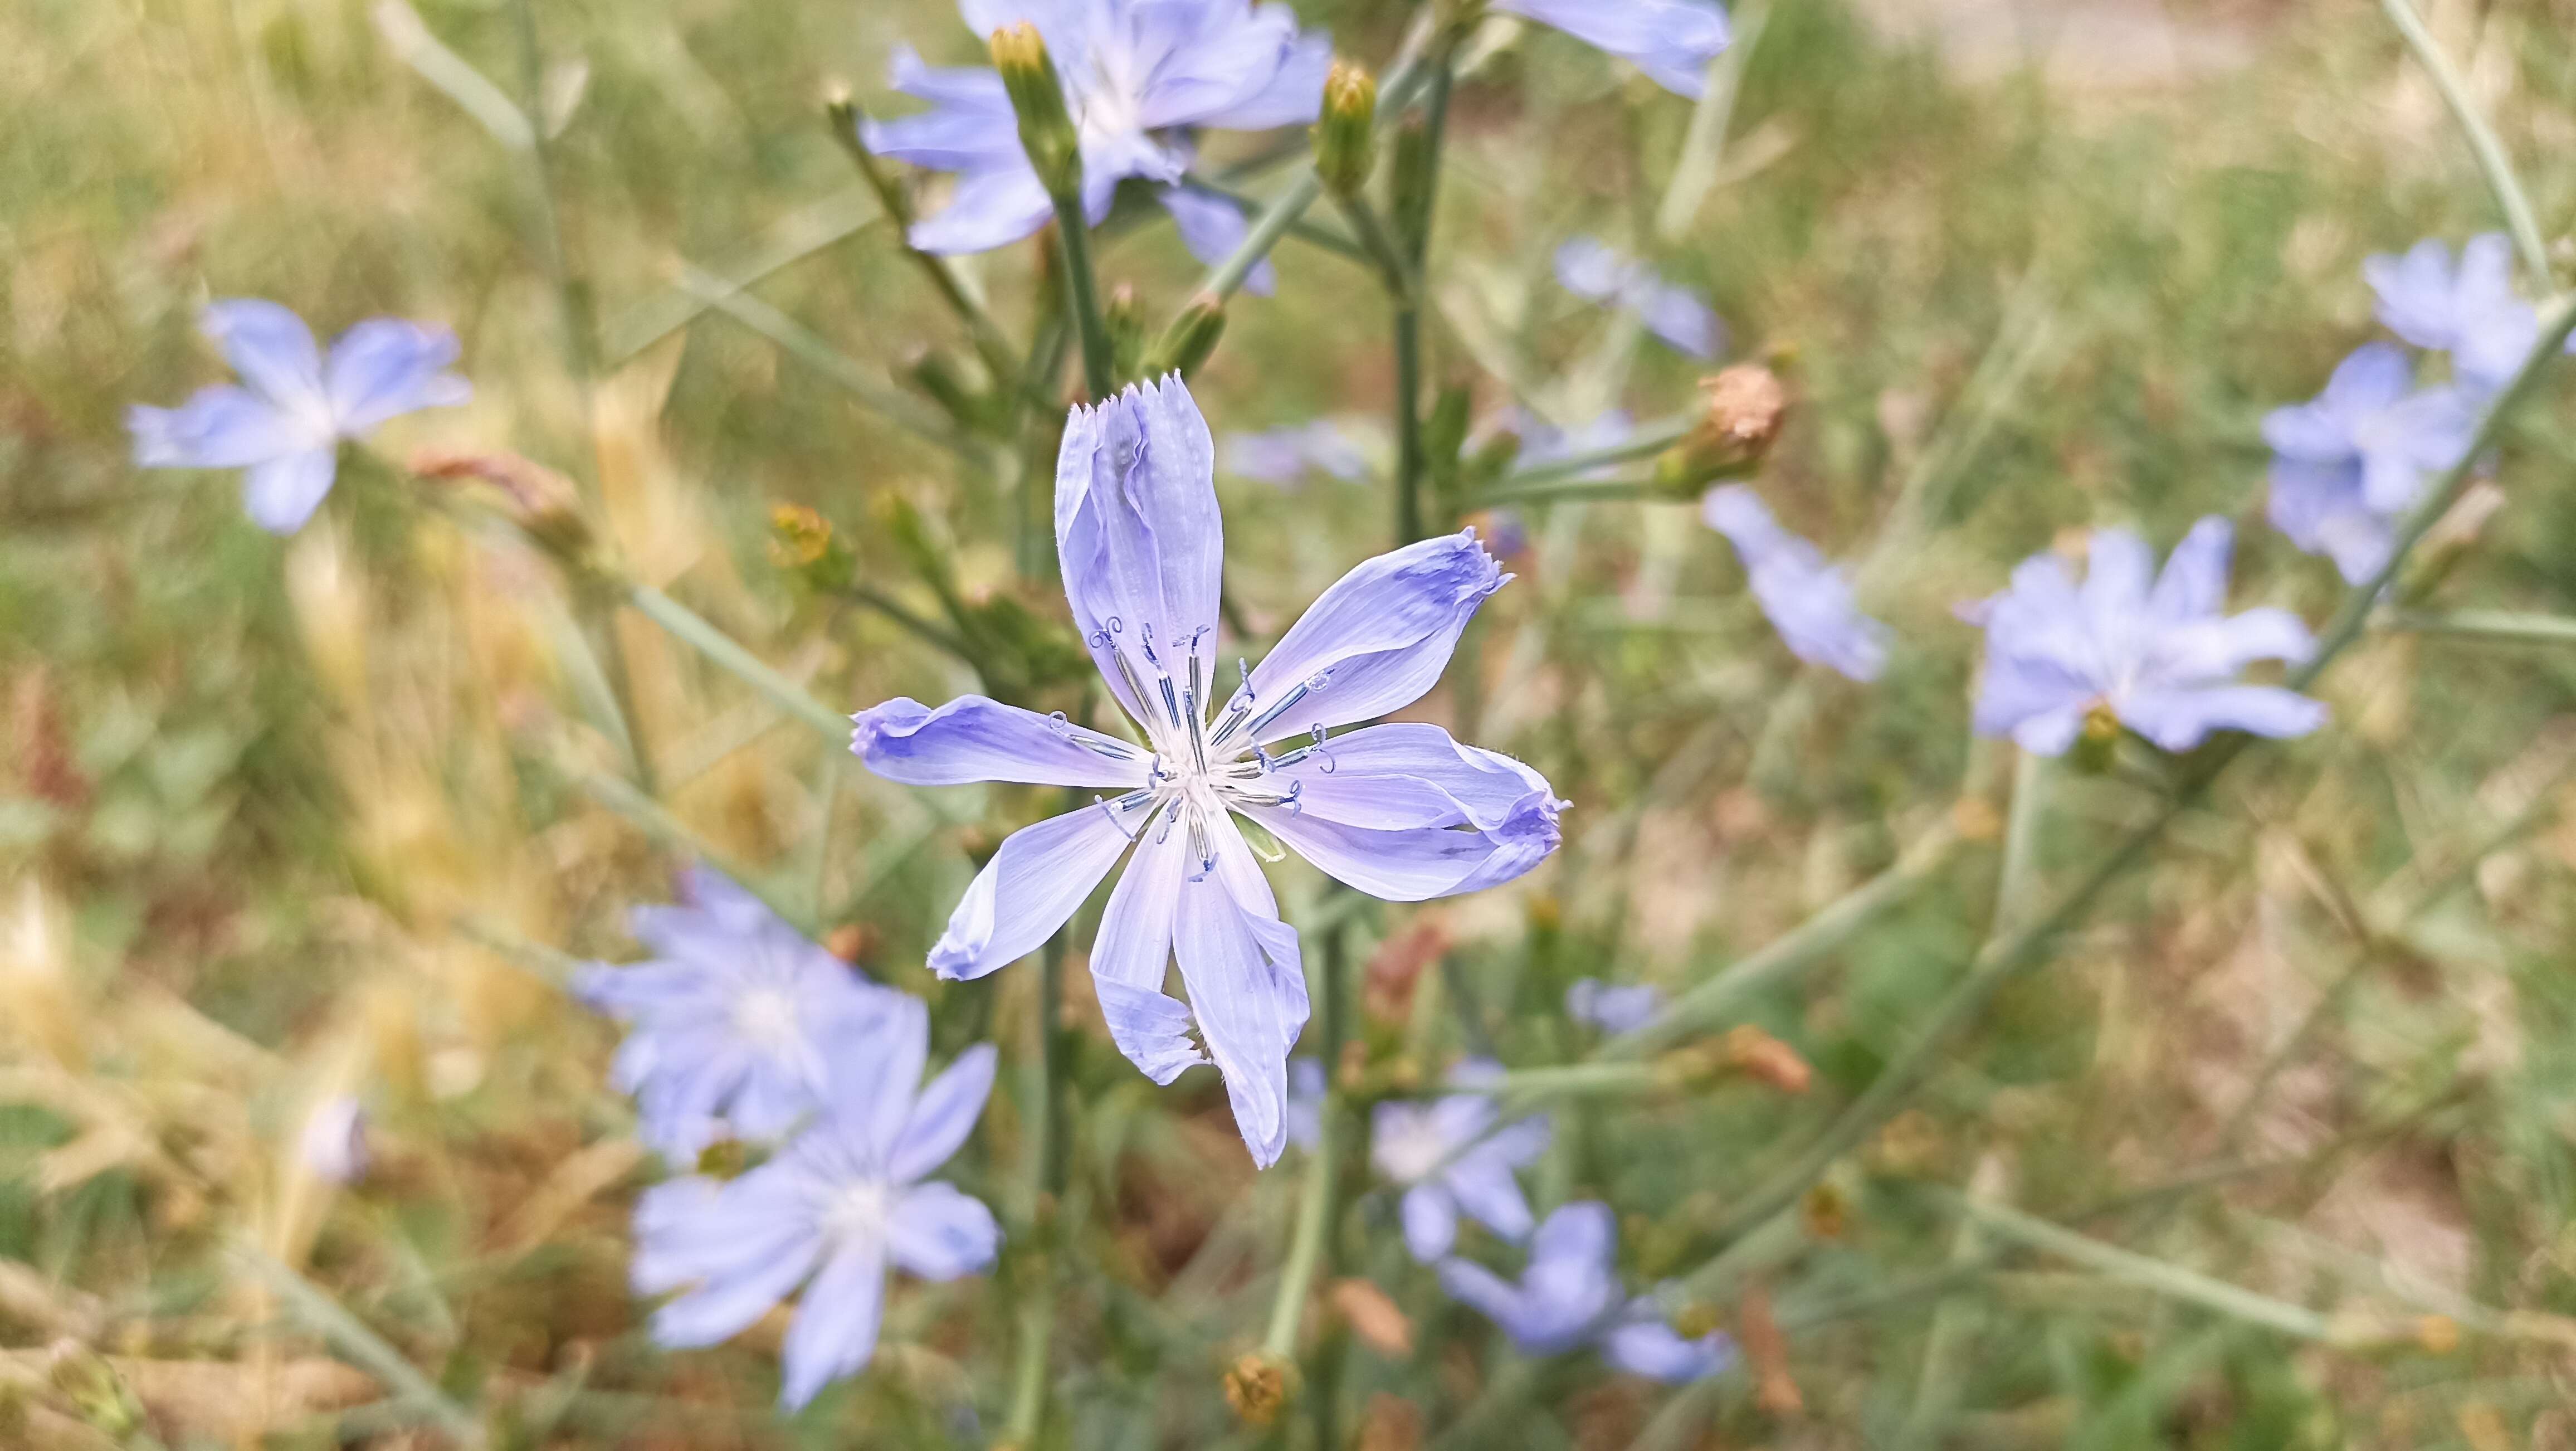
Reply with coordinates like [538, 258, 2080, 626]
[9, 0, 2576, 1446]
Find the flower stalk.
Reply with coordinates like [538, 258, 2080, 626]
[991, 24, 1115, 398]
[2379, 0, 2554, 292]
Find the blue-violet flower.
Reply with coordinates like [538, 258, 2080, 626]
[851, 376, 1564, 1167]
[1372, 1059, 1550, 1261]
[128, 299, 469, 534]
[2263, 343, 2475, 583]
[633, 995, 999, 1409]
[1438, 1200, 1736, 1380]
[1702, 485, 1888, 683]
[1966, 518, 2326, 756]
[1565, 978, 1664, 1035]
[1554, 237, 1723, 359]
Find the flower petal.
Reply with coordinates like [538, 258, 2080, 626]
[1636, 279, 1721, 359]
[2119, 685, 2327, 752]
[886, 1181, 1004, 1280]
[1240, 529, 1506, 743]
[862, 47, 1024, 172]
[1401, 1184, 1458, 1261]
[1442, 1155, 1535, 1244]
[887, 1044, 997, 1182]
[203, 299, 326, 408]
[1602, 1312, 1734, 1382]
[1494, 0, 1731, 97]
[852, 695, 1150, 788]
[1274, 722, 1554, 831]
[2146, 517, 2231, 625]
[325, 319, 470, 433]
[1250, 787, 1562, 903]
[128, 388, 302, 469]
[1089, 829, 1208, 1084]
[650, 1229, 823, 1349]
[1158, 187, 1275, 296]
[929, 805, 1134, 981]
[242, 447, 340, 535]
[819, 995, 929, 1162]
[778, 1239, 886, 1410]
[909, 166, 1055, 255]
[1170, 819, 1307, 1167]
[1056, 376, 1226, 724]
[1196, 29, 1331, 130]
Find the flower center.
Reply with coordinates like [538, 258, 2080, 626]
[1373, 1111, 1450, 1184]
[1072, 617, 1337, 882]
[824, 1178, 894, 1244]
[731, 987, 803, 1049]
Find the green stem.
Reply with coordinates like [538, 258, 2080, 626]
[1603, 822, 1967, 1058]
[1952, 1197, 2336, 1341]
[676, 266, 970, 456]
[238, 1245, 486, 1447]
[1391, 61, 1453, 548]
[1182, 177, 1370, 265]
[1487, 419, 1692, 491]
[1263, 922, 1350, 1362]
[507, 0, 594, 393]
[1331, 192, 1416, 300]
[2380, 0, 2555, 290]
[826, 100, 1028, 395]
[1206, 171, 1326, 303]
[845, 582, 979, 664]
[2376, 607, 2576, 646]
[624, 582, 852, 745]
[1048, 187, 1116, 399]
[1004, 925, 1072, 1447]
[1653, 0, 1771, 242]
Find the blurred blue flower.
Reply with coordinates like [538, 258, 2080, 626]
[1223, 419, 1374, 486]
[2364, 233, 2543, 395]
[1565, 978, 1663, 1035]
[1438, 1201, 1736, 1380]
[2263, 343, 2476, 583]
[299, 1095, 369, 1186]
[633, 996, 999, 1409]
[1495, 0, 1732, 97]
[1701, 485, 1888, 683]
[1554, 237, 1723, 358]
[1284, 1056, 1326, 1151]
[1371, 1059, 1550, 1262]
[128, 299, 469, 534]
[1966, 518, 2326, 756]
[577, 869, 909, 1160]
[858, 1, 1329, 288]
[853, 376, 1564, 1167]
[1508, 408, 1636, 481]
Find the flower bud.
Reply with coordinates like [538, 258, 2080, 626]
[1146, 294, 1228, 377]
[991, 23, 1080, 196]
[1315, 61, 1378, 197]
[412, 449, 591, 563]
[1651, 364, 1789, 494]
[1105, 283, 1147, 381]
[770, 504, 856, 593]
[1223, 1351, 1297, 1426]
[2070, 700, 2121, 772]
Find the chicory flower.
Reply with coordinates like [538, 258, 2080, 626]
[851, 376, 1564, 1167]
[1372, 1059, 1550, 1261]
[1554, 237, 1723, 359]
[1702, 485, 1888, 683]
[1494, 0, 1732, 98]
[858, 0, 1329, 285]
[2263, 343, 2476, 583]
[577, 869, 909, 1160]
[633, 995, 999, 1409]
[128, 299, 469, 534]
[1438, 1200, 1735, 1380]
[2364, 233, 2545, 395]
[1966, 518, 2326, 756]
[1564, 978, 1663, 1035]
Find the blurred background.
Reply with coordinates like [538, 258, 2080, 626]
[8, 0, 2576, 1445]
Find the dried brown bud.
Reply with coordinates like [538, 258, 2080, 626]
[1723, 1024, 1812, 1095]
[1652, 364, 1790, 494]
[1330, 1279, 1414, 1356]
[1223, 1351, 1296, 1426]
[1740, 1285, 1804, 1415]
[412, 449, 589, 559]
[1800, 1181, 1848, 1241]
[1358, 1394, 1425, 1451]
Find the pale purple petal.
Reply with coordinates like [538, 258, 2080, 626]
[862, 48, 1023, 172]
[242, 447, 340, 535]
[778, 1240, 886, 1409]
[909, 166, 1055, 255]
[1274, 723, 1553, 831]
[1554, 237, 1632, 301]
[1250, 788, 1562, 902]
[852, 695, 1150, 788]
[2118, 685, 2327, 752]
[1056, 376, 1226, 722]
[1196, 29, 1331, 130]
[650, 1230, 824, 1348]
[818, 995, 930, 1163]
[1565, 979, 1663, 1034]
[203, 299, 326, 409]
[325, 318, 470, 433]
[1495, 0, 1731, 96]
[1602, 1309, 1734, 1382]
[1159, 187, 1275, 296]
[1240, 529, 1506, 743]
[1442, 1156, 1535, 1244]
[1089, 830, 1207, 1085]
[1170, 819, 1308, 1167]
[1705, 486, 1887, 681]
[2266, 458, 2384, 584]
[1637, 280, 1720, 358]
[299, 1097, 369, 1185]
[1402, 1184, 1460, 1260]
[885, 1181, 1004, 1279]
[929, 806, 1134, 981]
[128, 388, 303, 469]
[2146, 517, 2231, 625]
[887, 1044, 997, 1182]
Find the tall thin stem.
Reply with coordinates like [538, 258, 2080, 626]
[1004, 923, 1073, 1447]
[2380, 0, 2555, 290]
[1262, 921, 1349, 1364]
[1048, 190, 1117, 400]
[1391, 61, 1453, 548]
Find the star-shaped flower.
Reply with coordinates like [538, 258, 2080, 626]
[2364, 233, 2546, 395]
[851, 376, 1565, 1166]
[2263, 343, 2476, 583]
[1438, 1201, 1736, 1380]
[1372, 1059, 1551, 1261]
